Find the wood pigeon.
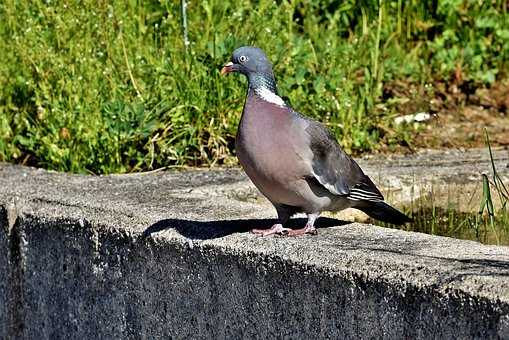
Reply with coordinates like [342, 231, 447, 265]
[221, 46, 412, 236]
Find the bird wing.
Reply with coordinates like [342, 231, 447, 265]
[303, 119, 384, 202]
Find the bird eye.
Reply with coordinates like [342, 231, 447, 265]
[239, 55, 248, 63]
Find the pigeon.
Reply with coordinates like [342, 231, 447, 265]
[221, 46, 412, 236]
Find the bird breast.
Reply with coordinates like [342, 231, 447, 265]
[235, 97, 318, 208]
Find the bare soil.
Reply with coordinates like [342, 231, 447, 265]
[380, 78, 509, 152]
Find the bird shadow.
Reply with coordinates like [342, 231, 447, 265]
[143, 217, 349, 240]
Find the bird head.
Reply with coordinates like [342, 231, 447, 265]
[221, 46, 277, 93]
[221, 46, 273, 76]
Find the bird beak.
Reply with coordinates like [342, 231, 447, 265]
[220, 62, 234, 75]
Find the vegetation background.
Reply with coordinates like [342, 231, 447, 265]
[1, 0, 508, 174]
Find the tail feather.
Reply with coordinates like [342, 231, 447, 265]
[358, 201, 412, 225]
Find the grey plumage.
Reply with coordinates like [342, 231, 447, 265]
[221, 46, 411, 236]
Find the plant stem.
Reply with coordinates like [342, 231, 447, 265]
[181, 0, 190, 53]
[373, 0, 383, 91]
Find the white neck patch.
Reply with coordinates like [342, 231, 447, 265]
[254, 87, 285, 107]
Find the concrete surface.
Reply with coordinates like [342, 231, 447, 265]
[0, 148, 509, 339]
[359, 147, 509, 211]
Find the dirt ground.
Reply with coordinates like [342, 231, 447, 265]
[380, 78, 509, 152]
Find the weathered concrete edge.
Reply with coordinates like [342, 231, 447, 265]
[1, 199, 509, 339]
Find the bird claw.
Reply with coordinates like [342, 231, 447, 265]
[250, 224, 290, 236]
[285, 225, 317, 237]
[251, 224, 317, 237]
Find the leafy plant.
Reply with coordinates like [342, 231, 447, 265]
[0, 0, 508, 173]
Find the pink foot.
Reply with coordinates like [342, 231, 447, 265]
[251, 224, 291, 236]
[286, 225, 317, 236]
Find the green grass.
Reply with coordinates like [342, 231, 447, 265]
[1, 0, 508, 173]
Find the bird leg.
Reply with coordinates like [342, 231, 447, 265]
[251, 223, 291, 236]
[286, 213, 319, 236]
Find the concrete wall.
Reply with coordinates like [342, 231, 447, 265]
[1, 210, 508, 339]
[0, 159, 509, 339]
[1, 205, 26, 339]
[0, 207, 9, 338]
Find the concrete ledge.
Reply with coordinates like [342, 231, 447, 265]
[0, 153, 509, 339]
